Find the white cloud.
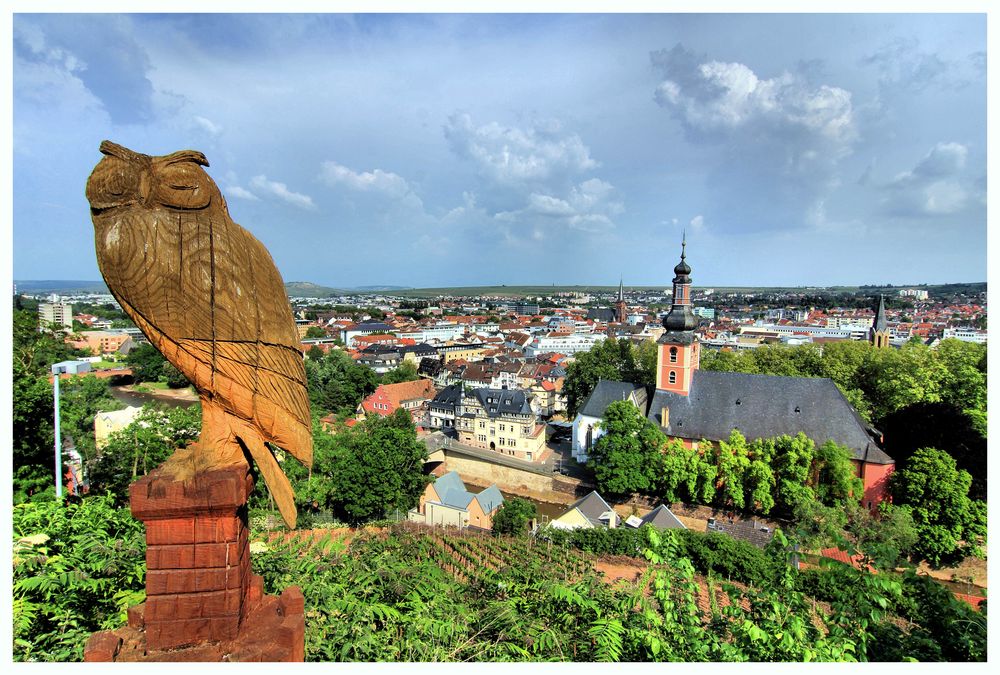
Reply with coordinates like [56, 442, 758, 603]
[495, 179, 622, 235]
[444, 113, 598, 185]
[689, 215, 705, 230]
[909, 142, 967, 180]
[444, 114, 618, 239]
[650, 43, 859, 233]
[249, 175, 315, 210]
[193, 115, 222, 136]
[225, 186, 258, 201]
[653, 51, 855, 146]
[881, 143, 974, 217]
[318, 160, 425, 213]
[319, 161, 412, 198]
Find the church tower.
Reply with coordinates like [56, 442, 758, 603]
[615, 277, 627, 323]
[870, 294, 890, 348]
[656, 236, 699, 395]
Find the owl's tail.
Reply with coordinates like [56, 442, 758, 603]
[231, 419, 299, 529]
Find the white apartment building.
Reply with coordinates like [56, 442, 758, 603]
[38, 300, 73, 332]
[943, 327, 987, 344]
[524, 332, 606, 357]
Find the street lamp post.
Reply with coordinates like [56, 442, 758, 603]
[50, 360, 90, 499]
[51, 364, 64, 499]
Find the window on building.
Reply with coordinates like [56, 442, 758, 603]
[499, 437, 505, 446]
[669, 346, 678, 363]
[500, 424, 506, 432]
[669, 371, 677, 384]
[510, 439, 516, 447]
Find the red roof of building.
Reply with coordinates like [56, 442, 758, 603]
[360, 379, 438, 417]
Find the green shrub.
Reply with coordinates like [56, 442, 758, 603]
[12, 496, 146, 661]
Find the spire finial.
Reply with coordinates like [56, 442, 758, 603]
[681, 230, 687, 259]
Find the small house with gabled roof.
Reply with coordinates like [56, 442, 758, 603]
[410, 470, 505, 530]
[636, 504, 686, 530]
[550, 491, 620, 531]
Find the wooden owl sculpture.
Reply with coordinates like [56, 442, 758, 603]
[86, 140, 312, 528]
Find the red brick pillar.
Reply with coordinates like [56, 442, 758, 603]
[131, 464, 255, 650]
[84, 462, 304, 662]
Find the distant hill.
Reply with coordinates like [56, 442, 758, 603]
[352, 285, 412, 291]
[284, 281, 347, 297]
[14, 280, 109, 295]
[285, 281, 412, 297]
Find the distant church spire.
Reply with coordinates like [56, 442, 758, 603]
[870, 294, 890, 348]
[615, 275, 627, 323]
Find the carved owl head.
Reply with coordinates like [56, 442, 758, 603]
[86, 140, 216, 215]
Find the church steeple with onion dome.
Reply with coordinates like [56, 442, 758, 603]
[655, 234, 700, 395]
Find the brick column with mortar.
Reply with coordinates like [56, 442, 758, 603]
[84, 462, 304, 662]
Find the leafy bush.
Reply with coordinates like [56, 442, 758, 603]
[492, 497, 537, 536]
[672, 529, 784, 587]
[540, 525, 650, 556]
[12, 496, 146, 661]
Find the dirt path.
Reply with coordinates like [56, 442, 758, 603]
[119, 384, 199, 403]
[914, 556, 987, 589]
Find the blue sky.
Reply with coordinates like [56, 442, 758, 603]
[11, 11, 988, 288]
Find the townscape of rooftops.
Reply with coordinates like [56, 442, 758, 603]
[20, 242, 987, 530]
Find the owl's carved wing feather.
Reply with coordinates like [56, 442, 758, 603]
[95, 204, 313, 469]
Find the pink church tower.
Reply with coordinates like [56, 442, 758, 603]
[655, 235, 700, 395]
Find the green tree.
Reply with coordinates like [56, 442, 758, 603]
[13, 361, 56, 503]
[287, 416, 341, 513]
[12, 308, 91, 502]
[125, 343, 165, 383]
[159, 361, 191, 389]
[381, 360, 420, 384]
[491, 497, 537, 536]
[772, 433, 817, 517]
[846, 501, 918, 570]
[934, 339, 987, 436]
[659, 439, 695, 504]
[13, 495, 146, 662]
[13, 308, 84, 375]
[324, 409, 431, 523]
[86, 405, 201, 504]
[588, 400, 665, 498]
[890, 447, 986, 567]
[306, 345, 325, 361]
[791, 499, 849, 550]
[814, 440, 863, 508]
[57, 375, 124, 465]
[866, 342, 947, 423]
[304, 349, 379, 416]
[304, 325, 327, 339]
[563, 338, 651, 416]
[712, 430, 751, 510]
[743, 458, 776, 514]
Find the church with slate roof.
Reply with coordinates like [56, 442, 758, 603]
[572, 238, 895, 509]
